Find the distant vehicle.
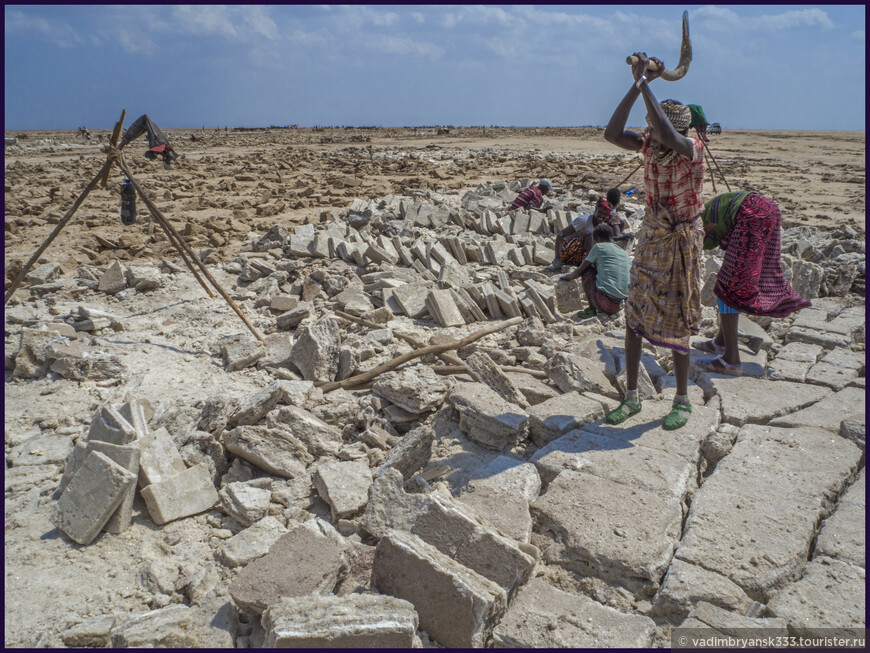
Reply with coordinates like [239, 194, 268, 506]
[708, 123, 722, 135]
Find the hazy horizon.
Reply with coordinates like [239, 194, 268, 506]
[5, 5, 866, 131]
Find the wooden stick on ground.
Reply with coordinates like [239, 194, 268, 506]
[5, 157, 113, 306]
[115, 157, 266, 344]
[333, 309, 463, 366]
[318, 316, 523, 392]
[431, 364, 548, 379]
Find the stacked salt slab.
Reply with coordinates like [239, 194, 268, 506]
[53, 399, 218, 544]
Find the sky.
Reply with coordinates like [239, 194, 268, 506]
[4, 4, 866, 130]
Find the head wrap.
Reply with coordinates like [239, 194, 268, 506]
[646, 99, 691, 133]
[595, 198, 612, 213]
[538, 178, 552, 190]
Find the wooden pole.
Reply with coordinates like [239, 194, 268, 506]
[318, 316, 523, 392]
[699, 135, 731, 192]
[100, 110, 125, 189]
[703, 149, 717, 193]
[5, 157, 112, 306]
[333, 310, 463, 365]
[615, 160, 643, 189]
[115, 156, 266, 344]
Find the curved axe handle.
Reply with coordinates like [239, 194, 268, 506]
[624, 11, 691, 82]
[625, 56, 660, 70]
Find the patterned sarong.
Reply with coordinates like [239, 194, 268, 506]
[714, 194, 811, 317]
[559, 236, 587, 266]
[581, 268, 622, 314]
[625, 202, 704, 353]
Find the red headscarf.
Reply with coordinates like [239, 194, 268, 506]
[596, 198, 612, 213]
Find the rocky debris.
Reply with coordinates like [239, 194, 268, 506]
[813, 471, 865, 567]
[372, 529, 507, 648]
[493, 578, 656, 647]
[447, 382, 529, 450]
[675, 424, 862, 601]
[313, 460, 373, 520]
[52, 451, 137, 545]
[455, 456, 541, 544]
[377, 424, 434, 479]
[372, 364, 452, 414]
[109, 603, 237, 648]
[653, 558, 753, 620]
[546, 351, 618, 397]
[266, 405, 342, 457]
[141, 463, 219, 525]
[288, 317, 341, 382]
[703, 376, 831, 427]
[526, 391, 605, 447]
[464, 350, 530, 407]
[676, 601, 788, 637]
[4, 150, 865, 647]
[766, 557, 866, 632]
[218, 480, 272, 526]
[229, 519, 352, 615]
[97, 260, 128, 295]
[531, 469, 682, 596]
[220, 516, 288, 567]
[262, 594, 418, 648]
[224, 425, 313, 478]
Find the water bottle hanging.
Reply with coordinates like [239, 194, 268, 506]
[120, 179, 136, 225]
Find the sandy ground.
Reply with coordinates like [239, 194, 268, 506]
[4, 127, 865, 278]
[3, 127, 865, 647]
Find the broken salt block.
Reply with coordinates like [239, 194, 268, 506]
[53, 451, 137, 545]
[140, 463, 219, 525]
[262, 594, 418, 648]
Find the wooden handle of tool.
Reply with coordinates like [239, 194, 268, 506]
[625, 56, 660, 70]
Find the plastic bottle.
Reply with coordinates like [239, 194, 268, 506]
[120, 179, 136, 225]
[624, 188, 638, 196]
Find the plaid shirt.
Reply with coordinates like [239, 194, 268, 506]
[510, 186, 544, 210]
[641, 136, 706, 222]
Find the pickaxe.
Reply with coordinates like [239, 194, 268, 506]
[626, 10, 692, 81]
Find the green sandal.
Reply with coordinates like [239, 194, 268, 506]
[575, 308, 597, 320]
[605, 400, 642, 425]
[663, 402, 692, 431]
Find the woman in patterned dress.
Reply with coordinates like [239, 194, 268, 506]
[694, 192, 811, 375]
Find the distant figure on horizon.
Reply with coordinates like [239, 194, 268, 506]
[508, 178, 552, 213]
[120, 114, 181, 169]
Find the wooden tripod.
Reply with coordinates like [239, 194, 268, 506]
[4, 110, 266, 344]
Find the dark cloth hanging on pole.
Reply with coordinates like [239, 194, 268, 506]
[121, 114, 179, 166]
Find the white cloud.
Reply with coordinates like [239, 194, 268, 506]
[851, 30, 865, 42]
[695, 6, 833, 31]
[116, 28, 156, 55]
[4, 9, 83, 48]
[170, 6, 237, 38]
[411, 12, 425, 25]
[167, 6, 278, 40]
[365, 35, 444, 61]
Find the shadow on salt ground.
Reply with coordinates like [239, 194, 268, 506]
[94, 338, 205, 356]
